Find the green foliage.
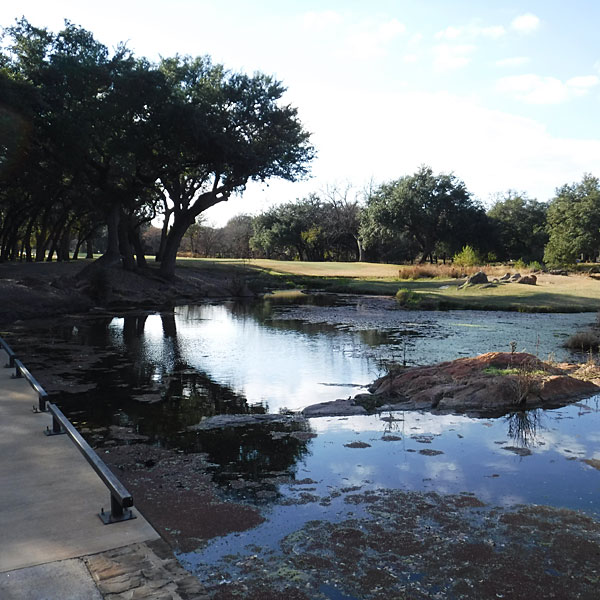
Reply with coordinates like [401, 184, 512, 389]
[0, 19, 314, 272]
[483, 366, 546, 376]
[528, 261, 544, 271]
[487, 192, 548, 262]
[513, 258, 527, 270]
[360, 165, 488, 263]
[395, 287, 421, 307]
[544, 174, 600, 267]
[453, 245, 479, 267]
[249, 193, 361, 261]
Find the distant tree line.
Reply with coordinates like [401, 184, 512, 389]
[161, 166, 598, 268]
[1, 19, 597, 271]
[0, 19, 313, 277]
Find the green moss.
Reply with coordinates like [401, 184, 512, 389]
[483, 366, 547, 376]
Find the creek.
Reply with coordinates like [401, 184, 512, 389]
[12, 295, 600, 594]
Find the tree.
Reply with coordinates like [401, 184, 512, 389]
[321, 184, 364, 261]
[0, 19, 164, 267]
[154, 55, 314, 278]
[487, 192, 548, 262]
[250, 196, 325, 260]
[544, 174, 600, 266]
[0, 20, 313, 276]
[360, 166, 487, 263]
[220, 215, 254, 258]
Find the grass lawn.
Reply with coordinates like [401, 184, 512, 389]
[177, 258, 600, 312]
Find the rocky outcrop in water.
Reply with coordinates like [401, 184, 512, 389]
[303, 352, 600, 418]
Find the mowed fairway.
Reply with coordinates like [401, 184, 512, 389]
[178, 258, 600, 312]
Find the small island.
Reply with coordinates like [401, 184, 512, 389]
[303, 352, 600, 417]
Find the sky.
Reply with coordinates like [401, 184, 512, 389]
[2, 0, 600, 225]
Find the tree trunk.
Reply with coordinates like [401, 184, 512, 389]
[159, 214, 195, 279]
[118, 217, 136, 271]
[355, 237, 365, 262]
[156, 210, 172, 262]
[131, 227, 147, 269]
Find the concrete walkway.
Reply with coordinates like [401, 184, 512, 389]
[0, 347, 161, 597]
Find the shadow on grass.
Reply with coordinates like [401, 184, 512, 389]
[177, 260, 600, 313]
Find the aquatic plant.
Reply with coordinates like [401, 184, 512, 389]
[564, 330, 600, 351]
[395, 288, 421, 308]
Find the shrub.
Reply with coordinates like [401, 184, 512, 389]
[395, 287, 421, 308]
[453, 245, 479, 267]
[398, 266, 437, 280]
[528, 261, 544, 272]
[564, 331, 600, 351]
[513, 258, 527, 270]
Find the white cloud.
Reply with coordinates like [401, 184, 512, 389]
[344, 18, 406, 59]
[231, 85, 600, 220]
[497, 73, 599, 104]
[480, 25, 506, 39]
[436, 25, 462, 40]
[435, 23, 506, 40]
[432, 44, 475, 70]
[379, 18, 406, 41]
[567, 75, 600, 95]
[302, 10, 342, 30]
[511, 13, 541, 34]
[496, 56, 530, 68]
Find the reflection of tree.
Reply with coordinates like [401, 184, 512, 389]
[381, 412, 405, 436]
[198, 420, 314, 486]
[505, 409, 543, 448]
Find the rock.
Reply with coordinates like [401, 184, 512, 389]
[549, 269, 569, 276]
[516, 274, 537, 285]
[188, 413, 306, 430]
[302, 397, 367, 417]
[499, 273, 512, 281]
[509, 273, 521, 281]
[308, 352, 600, 418]
[462, 271, 488, 286]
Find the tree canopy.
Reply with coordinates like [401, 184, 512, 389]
[544, 174, 600, 266]
[487, 192, 548, 263]
[0, 19, 314, 276]
[360, 166, 489, 263]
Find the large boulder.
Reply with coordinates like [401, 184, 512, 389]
[461, 271, 488, 287]
[302, 352, 600, 418]
[516, 274, 537, 285]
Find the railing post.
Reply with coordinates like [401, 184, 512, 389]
[38, 391, 48, 413]
[99, 493, 134, 524]
[45, 402, 136, 525]
[44, 412, 65, 436]
[0, 336, 17, 368]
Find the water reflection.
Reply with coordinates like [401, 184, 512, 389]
[505, 410, 544, 448]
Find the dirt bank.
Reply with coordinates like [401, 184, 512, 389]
[0, 260, 255, 327]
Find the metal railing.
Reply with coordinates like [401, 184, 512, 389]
[1, 335, 136, 524]
[14, 358, 49, 412]
[46, 402, 136, 524]
[0, 335, 16, 368]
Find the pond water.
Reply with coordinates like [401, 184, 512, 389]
[52, 295, 596, 417]
[20, 296, 600, 591]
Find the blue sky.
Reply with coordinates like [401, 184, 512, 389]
[2, 1, 599, 225]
